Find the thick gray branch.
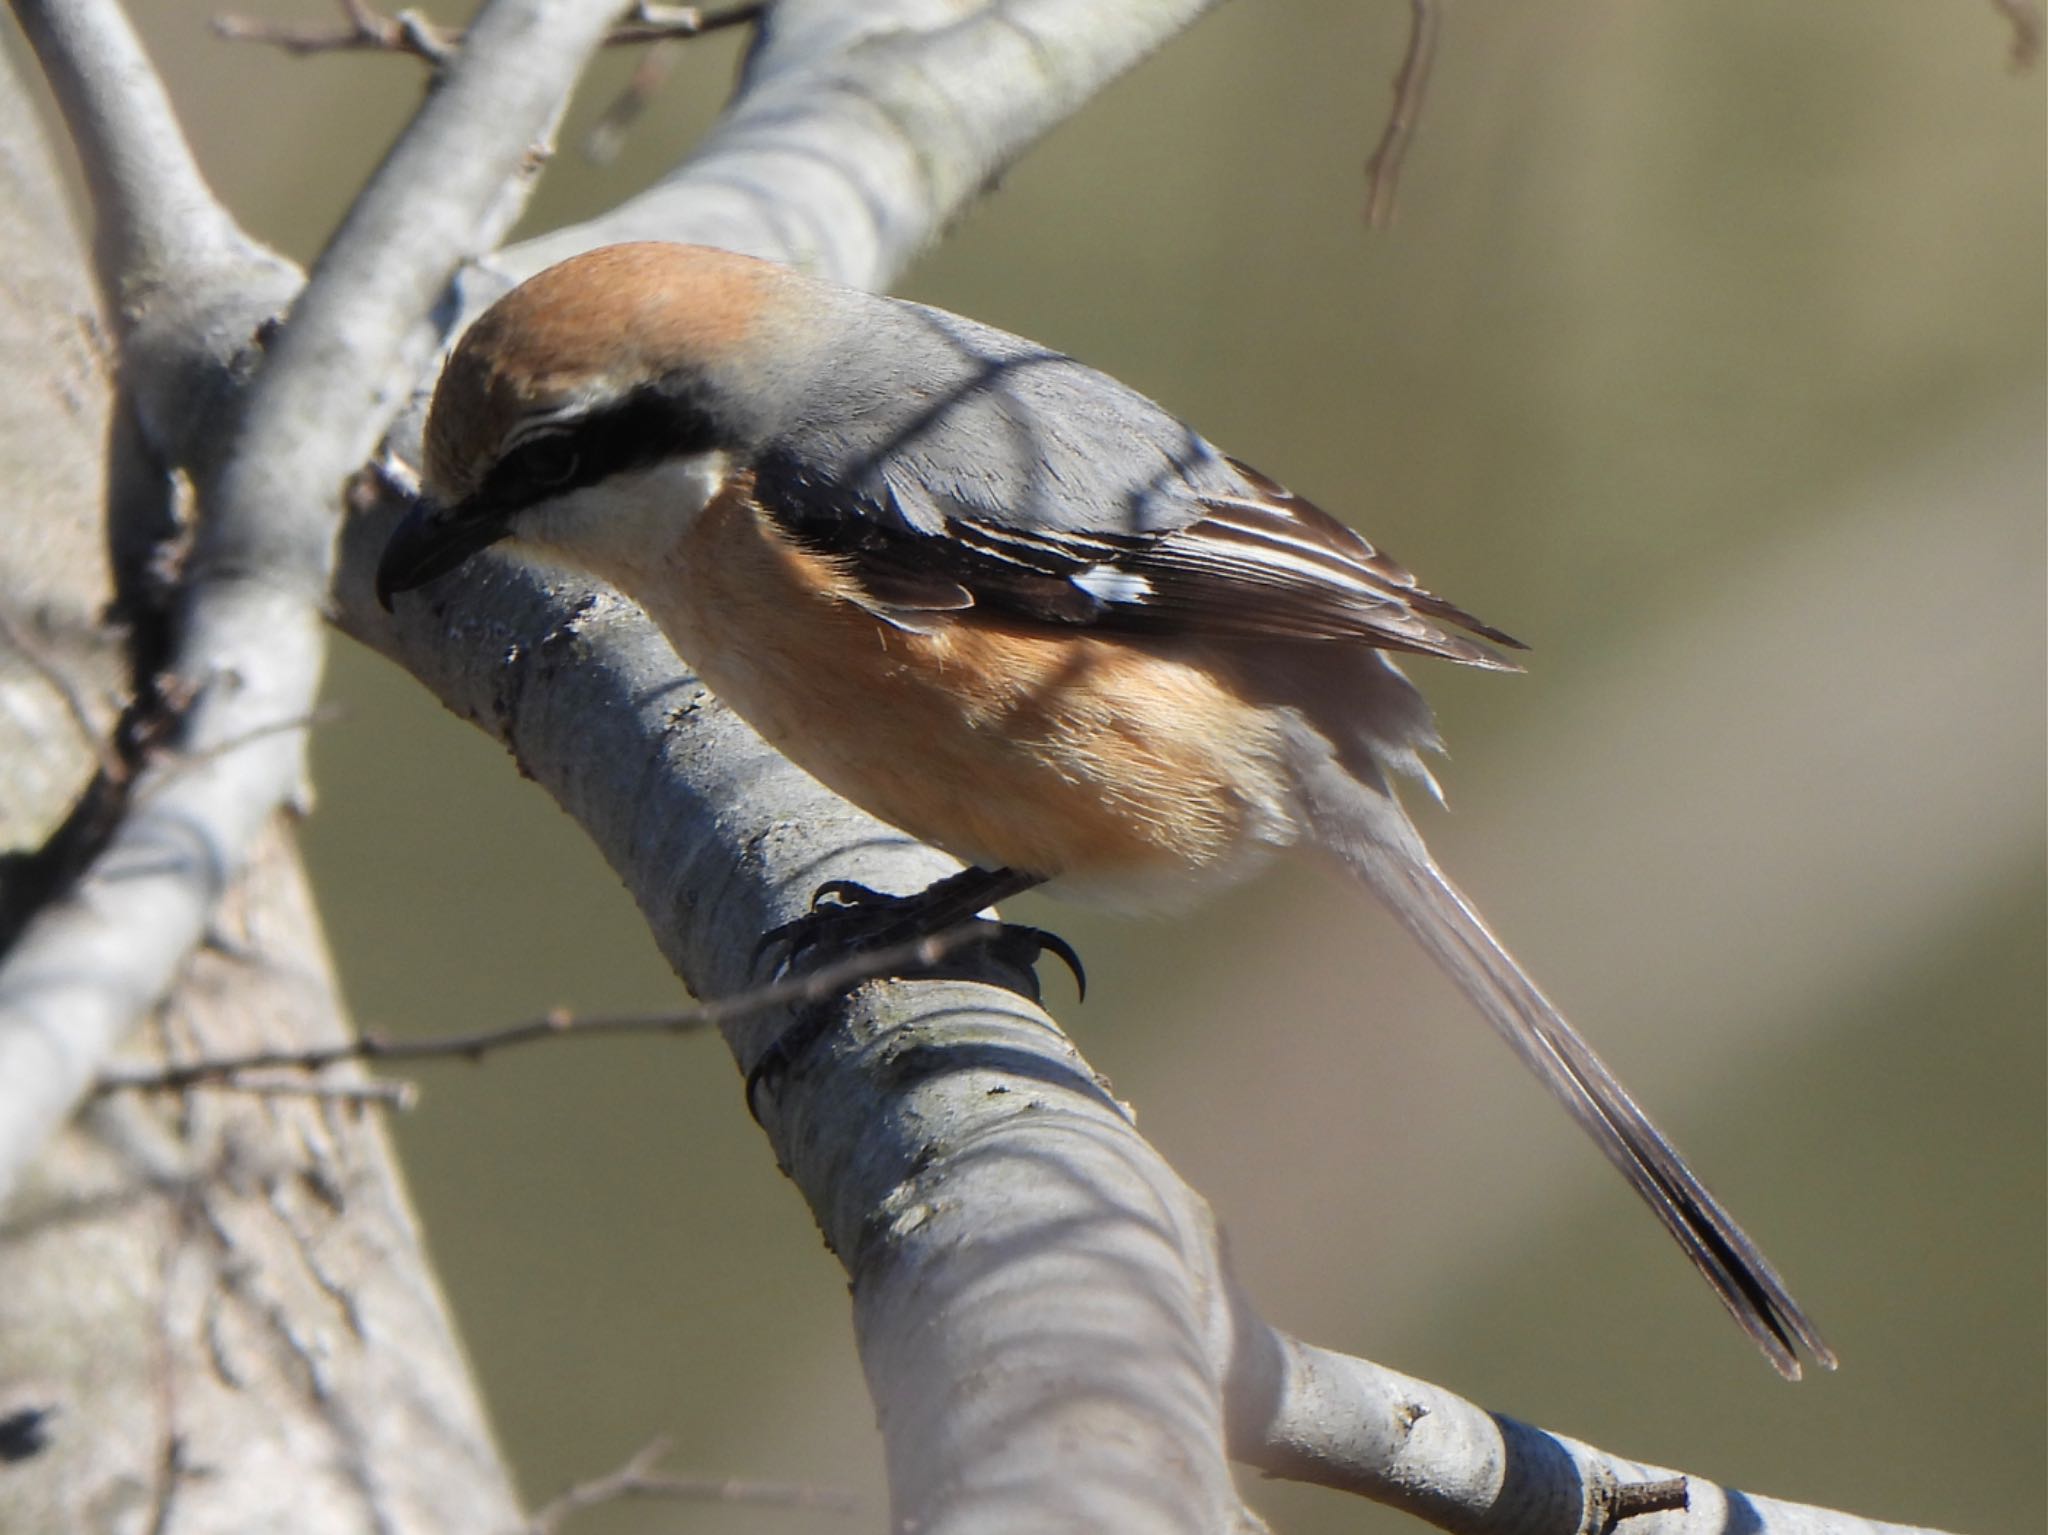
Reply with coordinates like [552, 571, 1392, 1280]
[0, 825, 526, 1534]
[1233, 1328, 1941, 1535]
[334, 499, 1268, 1533]
[0, 31, 517, 1526]
[0, 0, 620, 1207]
[337, 4, 1255, 1523]
[0, 30, 122, 860]
[9, 0, 262, 313]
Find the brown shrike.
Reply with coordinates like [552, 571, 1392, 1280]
[378, 242, 1833, 1378]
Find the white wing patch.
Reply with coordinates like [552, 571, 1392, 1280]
[1071, 564, 1154, 605]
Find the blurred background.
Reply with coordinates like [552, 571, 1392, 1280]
[69, 1, 2048, 1529]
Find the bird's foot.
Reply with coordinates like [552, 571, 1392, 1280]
[744, 866, 1084, 1120]
[753, 866, 1083, 998]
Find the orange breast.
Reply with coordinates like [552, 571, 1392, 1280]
[641, 492, 1298, 896]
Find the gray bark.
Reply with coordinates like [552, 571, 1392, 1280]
[0, 29, 520, 1532]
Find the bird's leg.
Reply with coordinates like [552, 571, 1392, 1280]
[745, 865, 1085, 1120]
[756, 864, 1083, 995]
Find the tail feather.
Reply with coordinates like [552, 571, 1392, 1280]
[1301, 763, 1835, 1378]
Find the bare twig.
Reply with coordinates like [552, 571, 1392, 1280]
[525, 1436, 854, 1535]
[583, 3, 769, 162]
[134, 702, 345, 788]
[95, 918, 1020, 1091]
[1613, 1477, 1692, 1520]
[1988, 0, 2043, 66]
[94, 1071, 421, 1109]
[1363, 0, 1440, 228]
[214, 1, 764, 62]
[583, 38, 681, 162]
[211, 3, 464, 62]
[589, 0, 765, 44]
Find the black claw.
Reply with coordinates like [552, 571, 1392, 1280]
[751, 879, 907, 970]
[742, 867, 1085, 1119]
[1036, 929, 1087, 1001]
[754, 867, 1077, 988]
[751, 914, 807, 970]
[742, 1046, 780, 1125]
[810, 878, 884, 909]
[981, 922, 1087, 1002]
[744, 1008, 835, 1126]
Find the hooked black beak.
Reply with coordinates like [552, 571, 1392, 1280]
[375, 497, 509, 611]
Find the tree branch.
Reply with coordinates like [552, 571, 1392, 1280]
[9, 0, 270, 314]
[326, 9, 1248, 1517]
[1, 28, 528, 1526]
[1362, 0, 1440, 227]
[0, 0, 621, 1208]
[333, 487, 1268, 1532]
[1231, 1327, 1942, 1534]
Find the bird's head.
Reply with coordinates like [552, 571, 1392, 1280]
[376, 242, 815, 608]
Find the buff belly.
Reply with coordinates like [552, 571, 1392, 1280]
[638, 494, 1302, 904]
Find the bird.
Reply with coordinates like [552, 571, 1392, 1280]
[377, 241, 1834, 1379]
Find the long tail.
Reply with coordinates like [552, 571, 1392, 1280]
[1300, 763, 1835, 1378]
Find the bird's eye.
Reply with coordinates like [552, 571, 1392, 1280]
[504, 432, 580, 489]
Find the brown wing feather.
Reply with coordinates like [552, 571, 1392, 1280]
[756, 455, 1525, 670]
[1196, 458, 1527, 658]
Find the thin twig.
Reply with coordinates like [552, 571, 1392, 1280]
[609, 1, 766, 44]
[212, 2, 458, 61]
[214, 1, 765, 63]
[526, 1436, 854, 1535]
[94, 1071, 420, 1109]
[136, 702, 345, 785]
[96, 917, 1025, 1092]
[1363, 0, 1440, 228]
[580, 4, 771, 161]
[1988, 0, 2043, 67]
[1611, 1477, 1690, 1521]
[584, 39, 682, 163]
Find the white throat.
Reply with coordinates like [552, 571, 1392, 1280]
[514, 450, 731, 589]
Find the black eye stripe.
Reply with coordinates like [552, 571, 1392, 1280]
[502, 433, 580, 487]
[480, 387, 722, 511]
